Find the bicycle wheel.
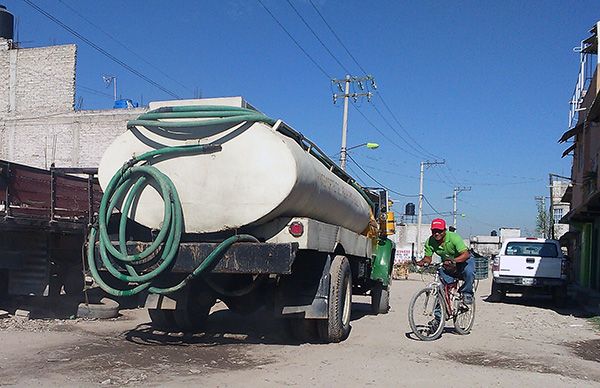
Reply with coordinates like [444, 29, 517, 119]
[408, 287, 445, 341]
[453, 297, 476, 335]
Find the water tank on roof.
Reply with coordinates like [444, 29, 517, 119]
[405, 202, 415, 216]
[113, 99, 138, 109]
[0, 5, 14, 40]
[491, 230, 497, 236]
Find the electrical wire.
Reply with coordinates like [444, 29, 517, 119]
[257, 0, 331, 79]
[422, 194, 443, 215]
[347, 154, 418, 197]
[284, 0, 352, 75]
[373, 93, 442, 160]
[308, 0, 367, 75]
[23, 0, 181, 99]
[57, 0, 193, 96]
[351, 103, 422, 159]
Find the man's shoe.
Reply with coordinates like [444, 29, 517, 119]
[463, 294, 474, 305]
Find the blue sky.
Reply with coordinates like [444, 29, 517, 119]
[4, 1, 598, 236]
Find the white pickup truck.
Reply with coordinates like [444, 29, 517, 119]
[490, 237, 568, 305]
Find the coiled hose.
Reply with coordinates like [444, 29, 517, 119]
[87, 106, 275, 297]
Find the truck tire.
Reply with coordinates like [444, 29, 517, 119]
[77, 298, 120, 319]
[371, 283, 390, 314]
[318, 255, 352, 343]
[173, 282, 216, 332]
[489, 279, 504, 302]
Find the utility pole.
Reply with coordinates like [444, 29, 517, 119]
[416, 160, 445, 258]
[452, 186, 471, 229]
[332, 75, 376, 170]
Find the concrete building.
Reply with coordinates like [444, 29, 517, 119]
[0, 30, 144, 169]
[558, 21, 600, 295]
[549, 177, 571, 240]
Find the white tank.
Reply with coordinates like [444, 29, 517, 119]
[97, 97, 372, 234]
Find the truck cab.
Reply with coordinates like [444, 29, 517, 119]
[490, 237, 568, 305]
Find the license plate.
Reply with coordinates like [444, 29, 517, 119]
[521, 278, 535, 286]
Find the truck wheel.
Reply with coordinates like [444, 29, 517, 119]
[318, 255, 352, 343]
[174, 283, 216, 332]
[148, 309, 176, 330]
[489, 279, 504, 302]
[371, 283, 390, 314]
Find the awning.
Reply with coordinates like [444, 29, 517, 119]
[558, 123, 583, 143]
[562, 143, 576, 158]
[561, 185, 573, 203]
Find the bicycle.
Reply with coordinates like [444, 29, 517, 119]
[408, 261, 476, 341]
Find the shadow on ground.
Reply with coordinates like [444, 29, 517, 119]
[481, 292, 595, 319]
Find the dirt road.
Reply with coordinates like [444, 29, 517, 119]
[0, 275, 598, 387]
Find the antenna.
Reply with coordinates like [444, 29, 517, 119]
[102, 75, 117, 101]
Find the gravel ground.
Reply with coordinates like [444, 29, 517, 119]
[0, 275, 598, 387]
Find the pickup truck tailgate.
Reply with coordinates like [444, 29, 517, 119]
[499, 255, 562, 278]
[498, 240, 563, 279]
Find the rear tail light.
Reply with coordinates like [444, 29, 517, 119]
[492, 256, 500, 272]
[288, 221, 304, 237]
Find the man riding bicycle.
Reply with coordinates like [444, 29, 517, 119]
[416, 218, 475, 305]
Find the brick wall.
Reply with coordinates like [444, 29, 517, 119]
[0, 38, 145, 169]
[0, 109, 144, 169]
[0, 39, 76, 114]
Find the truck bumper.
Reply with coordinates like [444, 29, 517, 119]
[494, 275, 566, 287]
[97, 241, 299, 274]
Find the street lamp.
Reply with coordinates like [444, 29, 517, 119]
[340, 142, 379, 170]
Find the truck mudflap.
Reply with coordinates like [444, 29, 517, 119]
[97, 241, 299, 274]
[371, 238, 395, 286]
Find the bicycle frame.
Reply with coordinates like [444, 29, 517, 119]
[427, 269, 462, 320]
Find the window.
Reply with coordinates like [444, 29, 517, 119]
[553, 208, 563, 224]
[505, 242, 558, 257]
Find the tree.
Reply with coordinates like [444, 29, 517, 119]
[535, 197, 549, 238]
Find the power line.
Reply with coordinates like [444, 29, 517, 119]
[78, 85, 114, 99]
[351, 103, 422, 159]
[284, 0, 351, 75]
[23, 0, 181, 99]
[370, 101, 426, 156]
[257, 0, 331, 79]
[57, 0, 193, 96]
[347, 154, 418, 197]
[422, 194, 443, 215]
[308, 0, 367, 75]
[307, 0, 440, 162]
[373, 93, 441, 160]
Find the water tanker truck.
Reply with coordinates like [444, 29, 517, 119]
[87, 97, 395, 343]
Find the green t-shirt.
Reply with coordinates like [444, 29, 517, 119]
[424, 231, 468, 261]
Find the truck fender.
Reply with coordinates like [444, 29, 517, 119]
[371, 238, 395, 286]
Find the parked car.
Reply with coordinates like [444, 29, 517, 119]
[490, 237, 568, 305]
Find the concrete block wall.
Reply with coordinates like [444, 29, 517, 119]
[0, 39, 76, 114]
[0, 109, 144, 169]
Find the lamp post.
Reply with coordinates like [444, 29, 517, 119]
[340, 142, 379, 170]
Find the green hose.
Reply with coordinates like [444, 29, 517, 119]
[87, 106, 270, 297]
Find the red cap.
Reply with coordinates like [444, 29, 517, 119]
[431, 218, 446, 230]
